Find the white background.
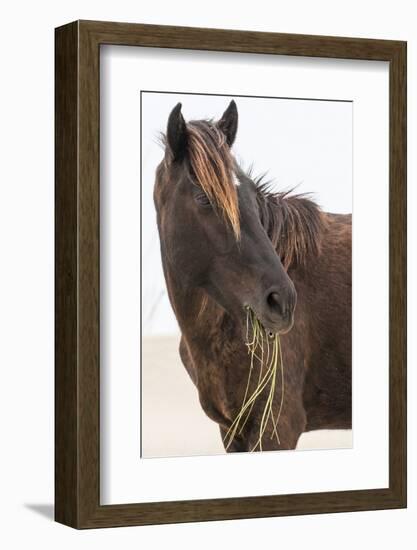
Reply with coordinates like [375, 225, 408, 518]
[0, 0, 415, 548]
[101, 47, 389, 502]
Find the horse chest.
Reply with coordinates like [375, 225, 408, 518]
[186, 336, 247, 428]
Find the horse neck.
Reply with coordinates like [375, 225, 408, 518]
[261, 190, 326, 272]
[164, 267, 241, 425]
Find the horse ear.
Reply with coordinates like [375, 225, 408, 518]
[218, 100, 238, 147]
[166, 103, 187, 161]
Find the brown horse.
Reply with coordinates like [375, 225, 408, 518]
[153, 100, 351, 452]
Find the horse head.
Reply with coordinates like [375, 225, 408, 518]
[154, 100, 296, 336]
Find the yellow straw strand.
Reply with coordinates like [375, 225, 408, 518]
[223, 309, 285, 452]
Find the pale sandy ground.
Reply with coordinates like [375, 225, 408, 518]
[142, 335, 352, 458]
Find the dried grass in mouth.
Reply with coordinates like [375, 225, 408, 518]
[223, 308, 285, 452]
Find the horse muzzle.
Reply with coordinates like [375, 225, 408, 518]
[256, 283, 297, 335]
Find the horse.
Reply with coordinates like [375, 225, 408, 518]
[153, 100, 351, 452]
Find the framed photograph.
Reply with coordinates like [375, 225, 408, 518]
[55, 20, 406, 528]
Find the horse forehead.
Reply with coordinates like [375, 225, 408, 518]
[233, 172, 241, 187]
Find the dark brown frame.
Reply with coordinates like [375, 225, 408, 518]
[55, 20, 407, 529]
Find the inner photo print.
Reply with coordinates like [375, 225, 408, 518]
[141, 91, 352, 458]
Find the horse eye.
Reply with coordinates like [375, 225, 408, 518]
[195, 192, 211, 207]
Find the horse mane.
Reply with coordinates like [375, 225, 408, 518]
[253, 175, 327, 270]
[161, 119, 325, 265]
[184, 120, 240, 239]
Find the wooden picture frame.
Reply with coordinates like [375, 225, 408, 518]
[55, 20, 407, 528]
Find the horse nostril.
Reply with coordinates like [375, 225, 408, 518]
[266, 292, 283, 316]
[264, 285, 296, 330]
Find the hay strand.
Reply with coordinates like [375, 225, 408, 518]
[223, 308, 285, 451]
